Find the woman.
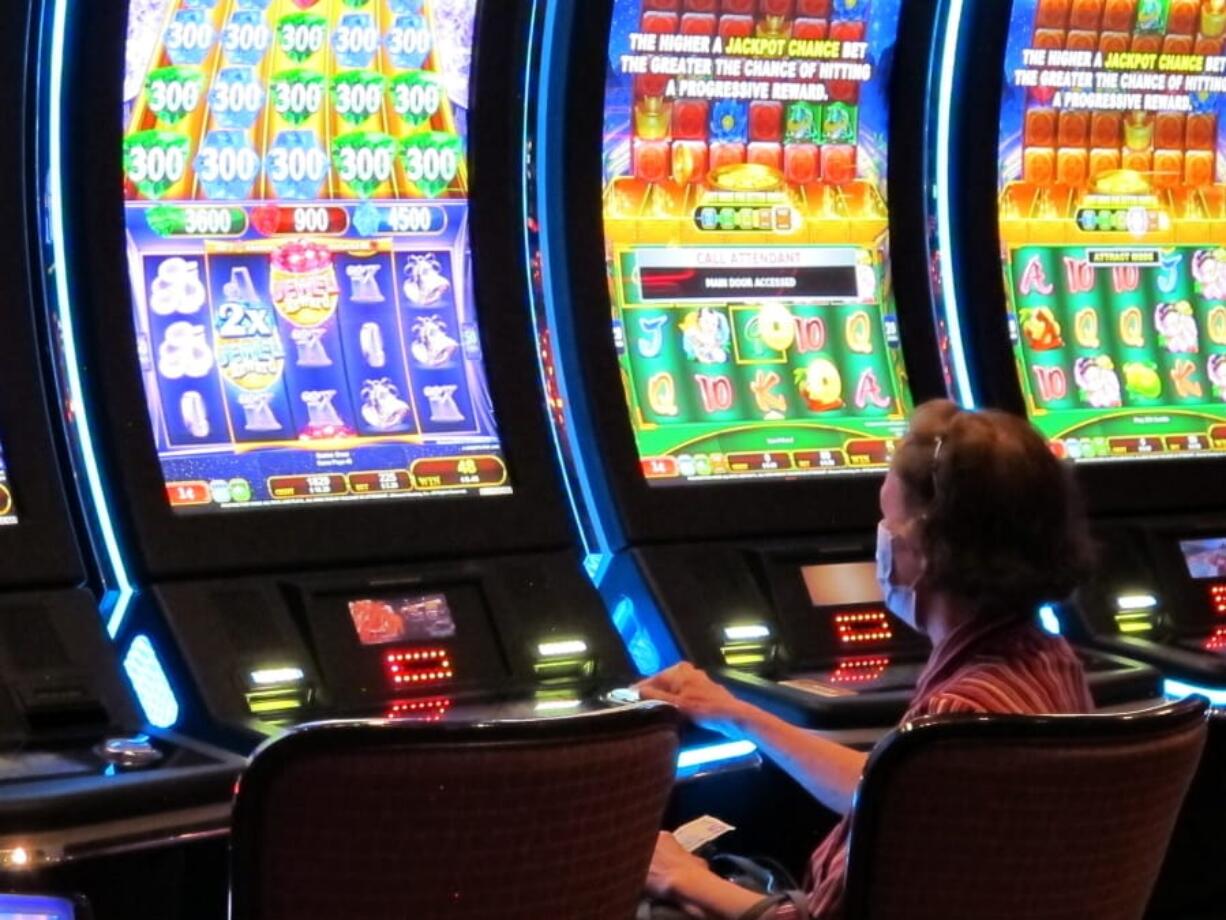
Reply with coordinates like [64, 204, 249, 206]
[639, 400, 1096, 919]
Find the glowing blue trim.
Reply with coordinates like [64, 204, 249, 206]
[1038, 604, 1061, 635]
[1164, 678, 1226, 707]
[123, 635, 181, 729]
[676, 740, 758, 770]
[520, 0, 602, 568]
[47, 0, 136, 637]
[934, 0, 976, 408]
[532, 0, 622, 563]
[0, 894, 76, 918]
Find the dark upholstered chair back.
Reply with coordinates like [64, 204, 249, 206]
[230, 703, 680, 920]
[844, 696, 1209, 920]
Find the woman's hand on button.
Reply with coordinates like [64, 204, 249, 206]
[636, 662, 748, 739]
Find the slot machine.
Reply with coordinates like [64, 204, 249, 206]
[945, 0, 1226, 697]
[0, 0, 241, 877]
[528, 0, 1161, 731]
[41, 0, 658, 759]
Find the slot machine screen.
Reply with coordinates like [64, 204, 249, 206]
[801, 560, 881, 606]
[602, 0, 914, 486]
[348, 592, 456, 645]
[0, 894, 79, 920]
[1180, 536, 1226, 578]
[1000, 0, 1226, 463]
[122, 0, 511, 514]
[0, 440, 15, 526]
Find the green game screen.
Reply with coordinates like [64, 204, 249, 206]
[601, 0, 913, 486]
[1000, 0, 1226, 462]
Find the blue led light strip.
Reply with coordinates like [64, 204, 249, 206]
[676, 739, 758, 771]
[47, 0, 136, 637]
[521, 0, 605, 575]
[1164, 678, 1226, 707]
[934, 0, 977, 409]
[531, 0, 621, 582]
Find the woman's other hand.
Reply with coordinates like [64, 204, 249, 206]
[645, 832, 711, 903]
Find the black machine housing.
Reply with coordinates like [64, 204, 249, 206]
[0, 0, 240, 863]
[52, 0, 636, 753]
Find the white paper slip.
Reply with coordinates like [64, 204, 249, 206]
[673, 815, 736, 853]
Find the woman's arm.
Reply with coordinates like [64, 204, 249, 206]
[731, 705, 866, 815]
[638, 663, 867, 814]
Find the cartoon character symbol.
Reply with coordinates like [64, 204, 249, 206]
[680, 308, 731, 365]
[1123, 362, 1163, 400]
[403, 254, 451, 306]
[1208, 354, 1226, 402]
[410, 315, 460, 367]
[1155, 300, 1200, 354]
[1074, 356, 1122, 409]
[822, 103, 854, 144]
[1136, 0, 1165, 31]
[785, 102, 815, 143]
[1192, 248, 1226, 301]
[360, 378, 411, 430]
[1020, 306, 1064, 351]
[795, 358, 844, 412]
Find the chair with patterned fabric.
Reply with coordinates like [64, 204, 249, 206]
[842, 696, 1209, 920]
[229, 703, 681, 920]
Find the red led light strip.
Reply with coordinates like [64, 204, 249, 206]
[1209, 584, 1226, 617]
[1204, 627, 1226, 653]
[383, 648, 454, 688]
[386, 696, 452, 722]
[833, 610, 894, 646]
[829, 656, 891, 684]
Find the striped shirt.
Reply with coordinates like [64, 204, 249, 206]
[763, 615, 1093, 920]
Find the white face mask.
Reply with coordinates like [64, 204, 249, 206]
[876, 520, 921, 633]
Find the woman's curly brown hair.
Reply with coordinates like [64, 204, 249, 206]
[892, 400, 1094, 616]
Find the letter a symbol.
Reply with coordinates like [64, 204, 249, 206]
[1020, 256, 1054, 296]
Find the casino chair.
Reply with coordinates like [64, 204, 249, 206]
[229, 702, 680, 920]
[841, 696, 1209, 920]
